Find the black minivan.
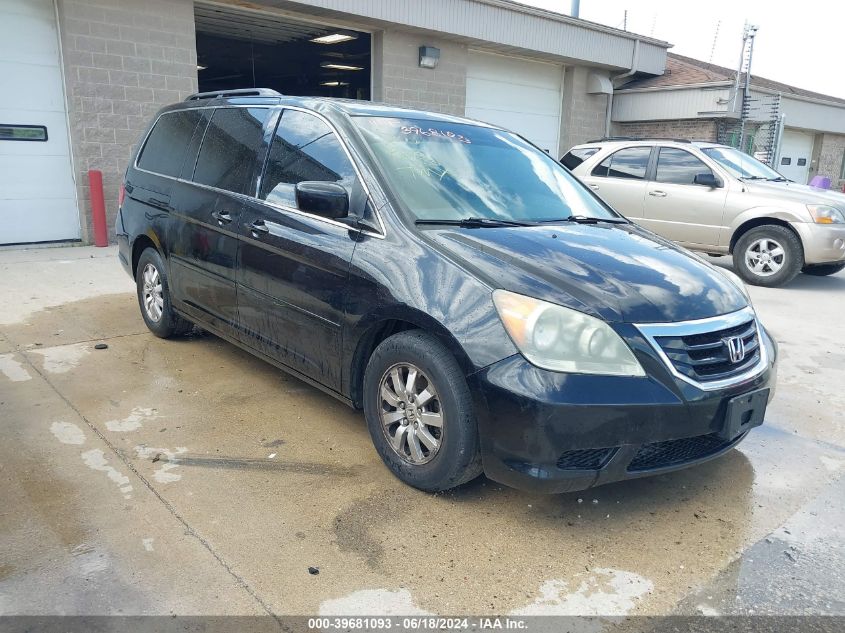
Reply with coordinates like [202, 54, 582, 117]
[117, 88, 777, 494]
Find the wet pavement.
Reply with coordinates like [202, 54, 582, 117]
[0, 246, 843, 618]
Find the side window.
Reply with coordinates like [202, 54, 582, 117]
[656, 147, 714, 185]
[560, 147, 599, 170]
[193, 107, 271, 196]
[259, 109, 356, 209]
[137, 110, 203, 177]
[591, 147, 651, 180]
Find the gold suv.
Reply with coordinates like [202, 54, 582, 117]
[563, 139, 845, 287]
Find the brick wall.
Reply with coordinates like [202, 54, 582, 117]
[815, 133, 845, 189]
[559, 66, 609, 156]
[57, 0, 197, 243]
[375, 29, 467, 115]
[613, 119, 719, 142]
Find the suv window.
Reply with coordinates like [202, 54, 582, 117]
[591, 147, 651, 180]
[137, 110, 203, 178]
[561, 147, 599, 170]
[656, 147, 715, 185]
[193, 107, 271, 196]
[259, 109, 356, 209]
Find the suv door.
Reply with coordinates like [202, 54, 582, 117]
[580, 146, 651, 218]
[169, 106, 271, 334]
[640, 146, 727, 248]
[237, 108, 361, 391]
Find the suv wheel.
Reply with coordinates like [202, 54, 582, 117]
[802, 262, 845, 277]
[362, 330, 482, 492]
[733, 225, 803, 287]
[136, 248, 193, 338]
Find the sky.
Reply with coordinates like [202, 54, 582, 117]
[518, 0, 845, 99]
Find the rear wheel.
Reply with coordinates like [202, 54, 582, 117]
[802, 262, 845, 277]
[135, 248, 192, 338]
[732, 225, 803, 287]
[363, 330, 482, 492]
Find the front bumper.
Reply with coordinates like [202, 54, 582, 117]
[468, 328, 777, 494]
[791, 221, 845, 265]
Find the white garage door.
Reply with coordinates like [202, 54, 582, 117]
[777, 129, 814, 184]
[0, 0, 79, 244]
[465, 50, 563, 157]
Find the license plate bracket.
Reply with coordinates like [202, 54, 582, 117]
[721, 388, 769, 440]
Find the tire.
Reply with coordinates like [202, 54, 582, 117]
[732, 225, 803, 287]
[135, 247, 193, 338]
[802, 262, 845, 277]
[362, 330, 482, 492]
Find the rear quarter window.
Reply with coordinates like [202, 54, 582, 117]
[560, 147, 599, 170]
[137, 110, 203, 178]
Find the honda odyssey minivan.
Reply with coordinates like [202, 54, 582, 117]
[117, 89, 777, 494]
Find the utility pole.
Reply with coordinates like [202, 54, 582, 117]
[737, 23, 758, 152]
[571, 0, 580, 18]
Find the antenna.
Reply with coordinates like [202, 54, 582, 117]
[709, 20, 721, 63]
[623, 10, 628, 31]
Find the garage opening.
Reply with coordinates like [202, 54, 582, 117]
[194, 3, 370, 100]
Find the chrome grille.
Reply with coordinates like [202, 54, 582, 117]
[654, 319, 760, 383]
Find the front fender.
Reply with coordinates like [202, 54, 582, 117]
[725, 206, 809, 248]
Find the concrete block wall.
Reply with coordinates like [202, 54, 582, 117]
[375, 29, 467, 116]
[815, 133, 845, 190]
[613, 118, 719, 142]
[57, 0, 197, 243]
[559, 66, 609, 157]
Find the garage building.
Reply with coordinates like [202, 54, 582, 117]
[0, 0, 670, 246]
[612, 54, 845, 186]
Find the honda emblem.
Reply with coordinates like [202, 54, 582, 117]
[725, 336, 746, 364]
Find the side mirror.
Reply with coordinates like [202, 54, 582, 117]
[295, 181, 349, 219]
[694, 173, 721, 188]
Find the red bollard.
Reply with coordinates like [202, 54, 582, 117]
[88, 169, 108, 247]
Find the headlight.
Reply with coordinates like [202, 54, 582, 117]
[720, 267, 751, 302]
[492, 290, 645, 376]
[807, 204, 845, 224]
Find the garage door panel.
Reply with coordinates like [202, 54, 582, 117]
[0, 62, 67, 112]
[778, 130, 814, 184]
[465, 50, 562, 157]
[0, 198, 81, 244]
[0, 4, 62, 67]
[0, 156, 76, 199]
[0, 111, 71, 156]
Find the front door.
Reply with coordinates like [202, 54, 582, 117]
[237, 108, 360, 391]
[639, 147, 727, 248]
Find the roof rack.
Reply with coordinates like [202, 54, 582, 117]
[185, 88, 282, 101]
[586, 136, 693, 144]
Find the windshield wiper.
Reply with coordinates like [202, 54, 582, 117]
[738, 176, 767, 181]
[767, 177, 789, 182]
[559, 215, 627, 224]
[415, 217, 536, 228]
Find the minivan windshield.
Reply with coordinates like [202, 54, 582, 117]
[353, 116, 620, 223]
[701, 146, 786, 181]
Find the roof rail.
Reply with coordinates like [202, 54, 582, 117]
[586, 136, 693, 144]
[185, 88, 282, 101]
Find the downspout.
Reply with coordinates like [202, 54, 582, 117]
[605, 39, 640, 137]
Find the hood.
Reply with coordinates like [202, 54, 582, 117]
[424, 222, 748, 323]
[744, 180, 845, 209]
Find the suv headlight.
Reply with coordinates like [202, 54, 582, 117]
[492, 289, 645, 376]
[807, 204, 845, 224]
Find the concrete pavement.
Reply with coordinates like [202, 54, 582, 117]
[0, 245, 843, 618]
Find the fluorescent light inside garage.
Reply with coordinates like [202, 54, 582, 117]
[320, 62, 363, 71]
[320, 81, 349, 87]
[311, 32, 357, 44]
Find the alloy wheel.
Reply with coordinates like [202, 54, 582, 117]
[141, 263, 164, 322]
[745, 238, 785, 277]
[379, 363, 444, 464]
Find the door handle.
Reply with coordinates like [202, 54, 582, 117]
[648, 190, 667, 197]
[588, 184, 600, 190]
[211, 210, 233, 224]
[248, 220, 270, 236]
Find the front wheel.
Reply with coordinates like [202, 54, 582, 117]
[362, 330, 482, 492]
[732, 225, 803, 287]
[802, 262, 845, 277]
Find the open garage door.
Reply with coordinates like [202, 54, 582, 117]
[465, 50, 563, 157]
[1, 0, 79, 245]
[195, 2, 370, 100]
